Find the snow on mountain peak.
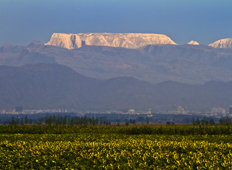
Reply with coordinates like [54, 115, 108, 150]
[187, 40, 199, 45]
[209, 38, 232, 48]
[45, 33, 177, 49]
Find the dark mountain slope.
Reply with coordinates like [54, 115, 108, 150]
[0, 64, 100, 109]
[0, 64, 232, 111]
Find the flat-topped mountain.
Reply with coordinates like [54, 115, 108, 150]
[45, 33, 177, 49]
[209, 38, 232, 48]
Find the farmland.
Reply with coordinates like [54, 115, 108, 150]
[0, 125, 232, 169]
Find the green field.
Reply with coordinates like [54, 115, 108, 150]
[0, 125, 232, 169]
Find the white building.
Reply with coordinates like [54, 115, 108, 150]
[211, 107, 225, 114]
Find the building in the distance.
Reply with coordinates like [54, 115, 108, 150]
[211, 107, 225, 115]
[128, 109, 135, 114]
[177, 106, 185, 114]
[168, 106, 186, 114]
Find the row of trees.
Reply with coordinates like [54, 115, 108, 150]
[8, 115, 232, 126]
[192, 117, 232, 125]
[219, 116, 232, 125]
[8, 115, 147, 126]
[192, 118, 215, 125]
[9, 115, 111, 126]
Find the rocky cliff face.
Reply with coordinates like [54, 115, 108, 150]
[45, 33, 177, 49]
[209, 38, 232, 48]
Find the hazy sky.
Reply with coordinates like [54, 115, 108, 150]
[0, 0, 231, 46]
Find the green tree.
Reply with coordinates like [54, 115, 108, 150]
[209, 118, 215, 125]
[20, 118, 24, 125]
[224, 116, 231, 125]
[95, 118, 98, 125]
[192, 117, 196, 125]
[201, 119, 205, 125]
[132, 119, 136, 125]
[10, 116, 16, 125]
[219, 116, 231, 125]
[16, 117, 20, 125]
[219, 118, 224, 125]
[67, 118, 71, 126]
[25, 115, 28, 125]
[166, 121, 170, 125]
[63, 116, 67, 125]
[38, 118, 43, 125]
[146, 117, 149, 125]
[52, 115, 56, 125]
[196, 118, 200, 125]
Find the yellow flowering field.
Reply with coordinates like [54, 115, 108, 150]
[0, 133, 232, 169]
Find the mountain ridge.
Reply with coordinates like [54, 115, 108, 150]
[1, 41, 232, 84]
[1, 63, 232, 111]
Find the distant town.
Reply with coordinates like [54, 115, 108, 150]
[1, 105, 232, 125]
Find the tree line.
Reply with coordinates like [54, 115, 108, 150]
[7, 115, 232, 126]
[8, 115, 111, 126]
[192, 117, 232, 126]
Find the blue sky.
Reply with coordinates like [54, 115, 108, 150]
[0, 0, 231, 46]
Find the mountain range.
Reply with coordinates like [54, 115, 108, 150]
[0, 63, 232, 111]
[1, 35, 232, 84]
[46, 33, 232, 49]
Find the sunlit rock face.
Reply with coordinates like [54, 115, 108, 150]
[45, 33, 177, 49]
[209, 38, 232, 48]
[187, 40, 199, 45]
